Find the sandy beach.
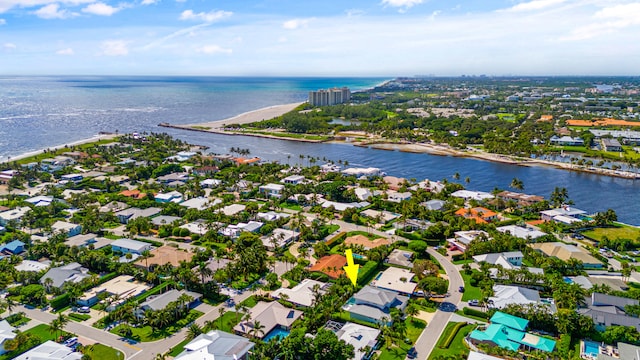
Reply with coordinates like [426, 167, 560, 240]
[0, 133, 118, 164]
[185, 102, 304, 129]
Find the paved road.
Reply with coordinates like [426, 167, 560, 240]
[411, 248, 465, 360]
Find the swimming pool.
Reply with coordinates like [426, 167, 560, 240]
[583, 340, 599, 357]
[263, 326, 290, 342]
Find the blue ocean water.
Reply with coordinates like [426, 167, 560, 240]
[1, 76, 640, 225]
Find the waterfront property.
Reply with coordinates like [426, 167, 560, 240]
[455, 207, 498, 224]
[175, 330, 255, 360]
[496, 225, 546, 240]
[469, 311, 556, 353]
[529, 242, 604, 268]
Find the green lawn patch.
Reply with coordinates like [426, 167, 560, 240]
[0, 324, 71, 360]
[169, 337, 192, 357]
[378, 317, 426, 360]
[239, 295, 258, 308]
[429, 322, 476, 360]
[461, 272, 482, 302]
[215, 311, 241, 333]
[280, 202, 303, 211]
[582, 224, 640, 243]
[111, 310, 203, 342]
[68, 313, 91, 322]
[81, 344, 124, 360]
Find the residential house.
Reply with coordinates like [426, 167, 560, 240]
[0, 170, 18, 185]
[360, 209, 399, 223]
[473, 251, 524, 268]
[342, 167, 382, 178]
[578, 292, 640, 331]
[99, 201, 129, 213]
[496, 225, 546, 240]
[111, 238, 152, 255]
[0, 320, 16, 355]
[423, 199, 446, 211]
[591, 129, 640, 145]
[320, 200, 369, 212]
[455, 207, 498, 224]
[0, 240, 25, 255]
[469, 312, 556, 353]
[447, 230, 490, 252]
[540, 207, 587, 224]
[343, 285, 408, 325]
[451, 190, 494, 201]
[383, 176, 406, 191]
[333, 322, 380, 360]
[386, 249, 414, 268]
[119, 189, 147, 200]
[65, 233, 111, 249]
[40, 262, 89, 288]
[175, 330, 254, 360]
[180, 197, 220, 210]
[412, 179, 445, 193]
[310, 254, 347, 279]
[259, 183, 285, 198]
[271, 279, 329, 307]
[154, 191, 183, 203]
[115, 207, 161, 224]
[13, 340, 82, 360]
[217, 204, 246, 216]
[156, 172, 190, 185]
[281, 175, 305, 185]
[602, 138, 623, 152]
[467, 351, 504, 360]
[151, 215, 182, 227]
[136, 289, 202, 318]
[51, 221, 82, 237]
[529, 242, 604, 268]
[233, 301, 302, 339]
[0, 206, 31, 226]
[488, 285, 546, 310]
[60, 173, 83, 183]
[199, 178, 222, 188]
[386, 191, 412, 203]
[134, 245, 194, 270]
[550, 135, 584, 146]
[24, 195, 54, 207]
[262, 228, 299, 250]
[14, 260, 49, 272]
[597, 342, 640, 360]
[370, 267, 418, 296]
[192, 166, 219, 176]
[78, 275, 150, 308]
[344, 234, 390, 250]
[496, 191, 545, 207]
[256, 211, 290, 222]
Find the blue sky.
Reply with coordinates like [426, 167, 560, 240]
[0, 0, 639, 76]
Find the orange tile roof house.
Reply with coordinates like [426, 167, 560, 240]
[119, 189, 147, 199]
[455, 207, 498, 224]
[134, 245, 195, 270]
[566, 118, 640, 127]
[309, 254, 347, 279]
[344, 234, 391, 250]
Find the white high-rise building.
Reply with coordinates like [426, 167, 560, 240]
[308, 87, 351, 106]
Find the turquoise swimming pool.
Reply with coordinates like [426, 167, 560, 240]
[583, 341, 599, 357]
[263, 326, 290, 342]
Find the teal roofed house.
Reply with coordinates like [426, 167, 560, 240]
[469, 311, 556, 353]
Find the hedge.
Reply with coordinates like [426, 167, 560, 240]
[462, 307, 489, 319]
[439, 322, 467, 349]
[68, 313, 91, 322]
[357, 261, 381, 286]
[325, 231, 346, 246]
[50, 293, 71, 310]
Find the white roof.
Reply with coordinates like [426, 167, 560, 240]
[13, 340, 82, 360]
[342, 167, 381, 176]
[155, 191, 183, 202]
[111, 238, 151, 252]
[51, 221, 80, 232]
[497, 225, 546, 239]
[260, 183, 285, 191]
[489, 285, 541, 309]
[271, 279, 328, 307]
[0, 320, 16, 344]
[0, 206, 31, 221]
[369, 267, 417, 295]
[180, 197, 217, 210]
[15, 260, 49, 272]
[335, 322, 380, 360]
[176, 330, 255, 360]
[282, 175, 304, 182]
[451, 190, 494, 201]
[180, 222, 209, 235]
[467, 351, 504, 360]
[200, 179, 222, 186]
[218, 204, 246, 216]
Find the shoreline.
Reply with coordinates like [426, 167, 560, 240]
[0, 133, 118, 164]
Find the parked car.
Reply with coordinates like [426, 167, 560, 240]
[458, 286, 465, 293]
[78, 306, 90, 313]
[63, 337, 78, 347]
[407, 347, 417, 359]
[468, 299, 479, 306]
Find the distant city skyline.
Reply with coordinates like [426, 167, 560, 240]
[0, 0, 639, 76]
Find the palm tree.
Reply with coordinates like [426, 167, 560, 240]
[187, 323, 203, 340]
[250, 320, 265, 339]
[48, 318, 63, 341]
[509, 177, 524, 190]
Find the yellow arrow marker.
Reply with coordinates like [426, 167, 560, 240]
[343, 249, 359, 286]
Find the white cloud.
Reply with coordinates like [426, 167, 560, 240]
[3, 42, 16, 49]
[282, 18, 312, 30]
[141, 0, 157, 4]
[0, 18, 5, 24]
[34, 3, 72, 19]
[0, 0, 95, 14]
[56, 47, 74, 55]
[100, 40, 128, 56]
[82, 2, 121, 16]
[561, 3, 640, 41]
[502, 0, 567, 13]
[179, 9, 232, 23]
[196, 44, 232, 54]
[381, 0, 423, 9]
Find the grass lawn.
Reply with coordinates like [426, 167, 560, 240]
[214, 311, 241, 333]
[429, 322, 476, 360]
[461, 272, 482, 302]
[0, 324, 70, 360]
[239, 295, 258, 308]
[82, 344, 124, 360]
[169, 338, 192, 357]
[452, 259, 473, 265]
[280, 202, 303, 211]
[111, 310, 203, 342]
[582, 224, 640, 242]
[378, 317, 426, 360]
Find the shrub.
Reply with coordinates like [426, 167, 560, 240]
[439, 322, 467, 349]
[326, 232, 346, 246]
[50, 293, 71, 310]
[408, 240, 428, 254]
[463, 307, 489, 319]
